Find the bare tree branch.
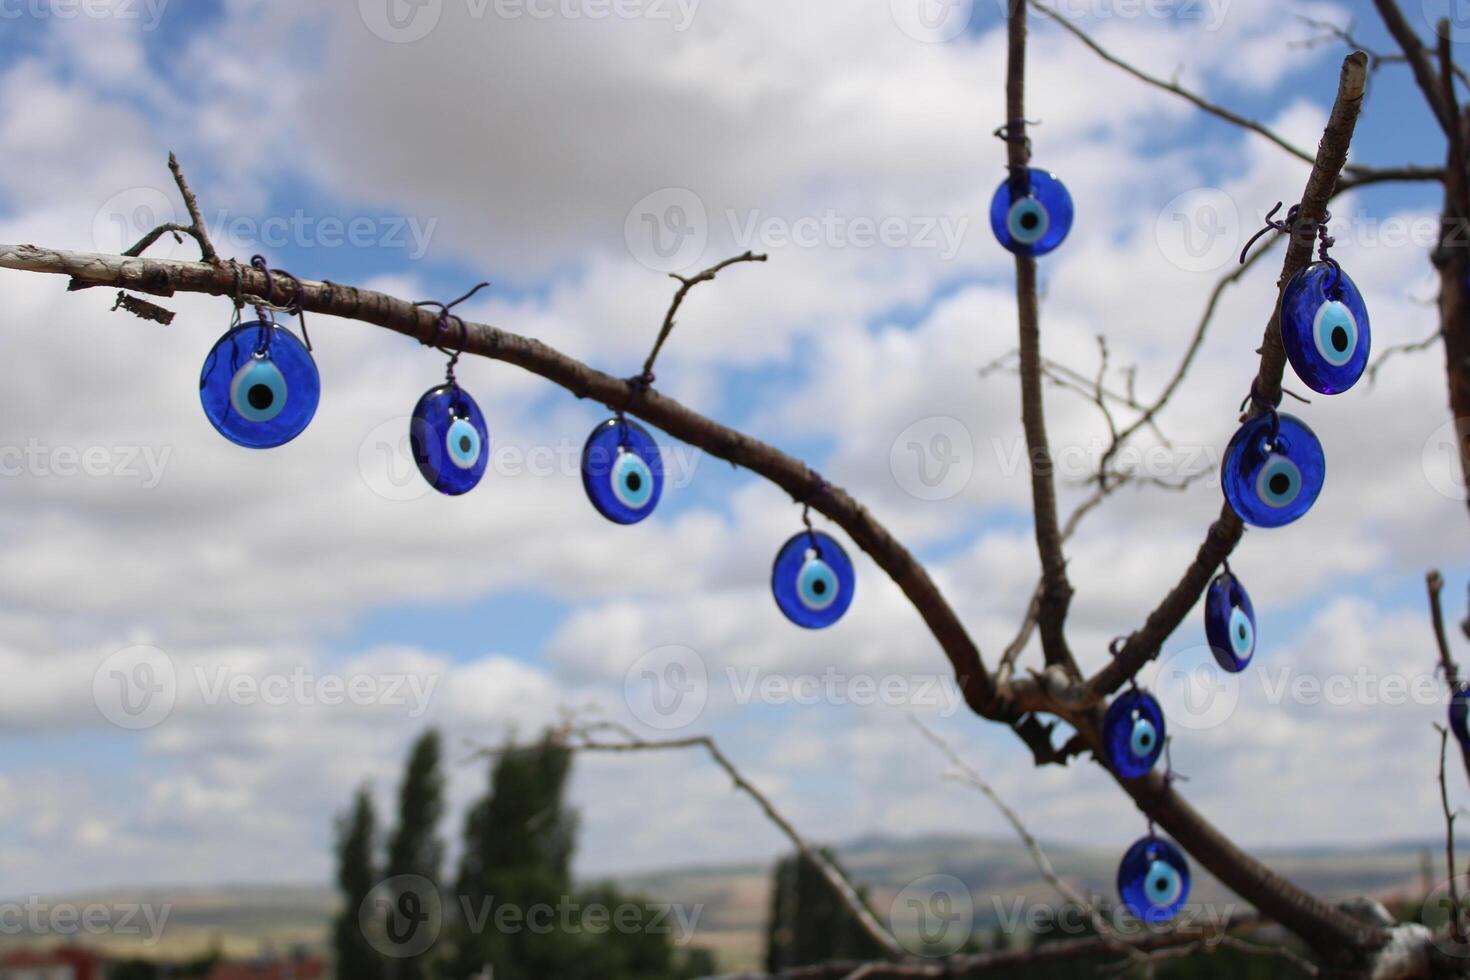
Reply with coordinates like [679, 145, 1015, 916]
[1004, 0, 1077, 676]
[167, 151, 220, 265]
[1435, 723, 1465, 945]
[1427, 571, 1470, 790]
[704, 922, 1274, 980]
[1088, 51, 1372, 707]
[1067, 54, 1392, 964]
[1096, 240, 1276, 478]
[1368, 329, 1443, 384]
[1372, 0, 1456, 136]
[1031, 1, 1441, 185]
[910, 716, 1145, 962]
[504, 719, 905, 959]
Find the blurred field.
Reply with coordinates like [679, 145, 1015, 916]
[0, 834, 1437, 972]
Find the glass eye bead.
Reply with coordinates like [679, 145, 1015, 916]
[1280, 262, 1370, 394]
[1102, 688, 1165, 779]
[1452, 683, 1470, 754]
[581, 418, 665, 525]
[410, 384, 490, 496]
[1118, 836, 1190, 923]
[1221, 413, 1325, 528]
[1204, 571, 1256, 673]
[199, 321, 319, 449]
[772, 530, 855, 629]
[989, 168, 1073, 257]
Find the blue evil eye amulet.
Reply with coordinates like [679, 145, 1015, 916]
[581, 417, 664, 524]
[1221, 413, 1325, 528]
[1204, 571, 1256, 673]
[771, 530, 855, 629]
[1103, 688, 1165, 779]
[1279, 262, 1370, 395]
[1118, 835, 1190, 922]
[1452, 683, 1470, 753]
[199, 320, 320, 449]
[989, 168, 1073, 257]
[410, 384, 490, 496]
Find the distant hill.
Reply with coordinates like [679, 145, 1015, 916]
[0, 834, 1438, 972]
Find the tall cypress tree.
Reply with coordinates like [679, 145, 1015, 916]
[451, 735, 579, 980]
[386, 729, 446, 980]
[763, 849, 888, 970]
[333, 786, 384, 980]
[446, 732, 714, 980]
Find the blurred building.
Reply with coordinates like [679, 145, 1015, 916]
[205, 949, 325, 980]
[0, 947, 105, 980]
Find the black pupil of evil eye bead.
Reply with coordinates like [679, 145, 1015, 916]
[1452, 683, 1470, 753]
[199, 321, 320, 449]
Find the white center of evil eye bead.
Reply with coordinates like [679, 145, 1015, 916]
[797, 555, 839, 611]
[445, 417, 482, 470]
[610, 449, 654, 509]
[1006, 196, 1050, 245]
[1312, 300, 1358, 367]
[1229, 606, 1254, 660]
[1129, 715, 1157, 758]
[1145, 859, 1183, 907]
[229, 355, 288, 423]
[1255, 454, 1301, 509]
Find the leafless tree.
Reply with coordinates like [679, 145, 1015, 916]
[6, 0, 1470, 976]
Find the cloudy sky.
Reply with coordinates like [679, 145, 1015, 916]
[0, 0, 1468, 902]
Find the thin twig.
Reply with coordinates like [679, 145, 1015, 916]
[910, 716, 1145, 963]
[998, 475, 1127, 683]
[1430, 571, 1460, 686]
[1367, 329, 1442, 384]
[167, 152, 220, 264]
[1436, 723, 1465, 944]
[1097, 240, 1277, 476]
[1032, 1, 1438, 184]
[641, 251, 767, 381]
[1428, 571, 1470, 787]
